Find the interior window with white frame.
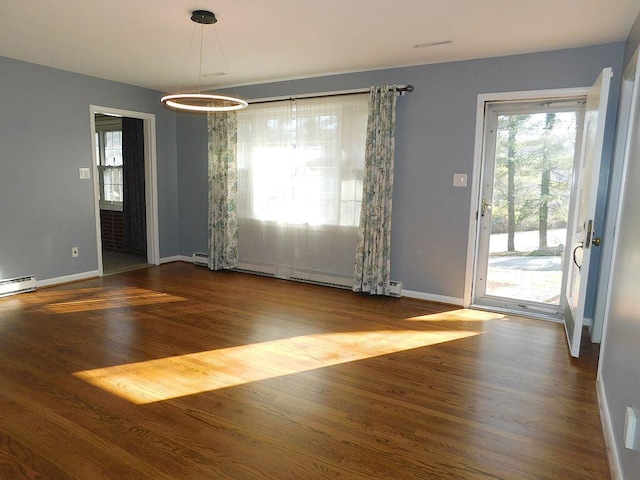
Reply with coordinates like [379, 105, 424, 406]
[95, 116, 123, 211]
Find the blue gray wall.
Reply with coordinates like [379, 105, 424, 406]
[0, 56, 180, 282]
[177, 112, 209, 257]
[0, 42, 625, 300]
[176, 43, 624, 301]
[600, 10, 640, 479]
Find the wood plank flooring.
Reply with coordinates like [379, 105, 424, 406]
[0, 262, 610, 479]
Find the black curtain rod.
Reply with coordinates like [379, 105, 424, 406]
[248, 84, 414, 106]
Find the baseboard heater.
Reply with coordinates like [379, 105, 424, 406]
[192, 254, 275, 278]
[288, 277, 402, 297]
[289, 276, 351, 291]
[228, 275, 403, 298]
[0, 275, 37, 297]
[192, 252, 209, 266]
[389, 280, 403, 298]
[191, 252, 403, 297]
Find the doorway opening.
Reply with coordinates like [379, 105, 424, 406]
[90, 106, 160, 276]
[471, 96, 587, 319]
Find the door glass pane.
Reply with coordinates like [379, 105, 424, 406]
[486, 112, 577, 305]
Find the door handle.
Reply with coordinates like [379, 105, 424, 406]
[586, 220, 601, 247]
[481, 199, 492, 217]
[573, 242, 583, 271]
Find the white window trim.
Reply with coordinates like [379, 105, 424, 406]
[95, 120, 124, 211]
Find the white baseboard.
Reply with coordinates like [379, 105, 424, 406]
[597, 377, 623, 480]
[402, 289, 463, 306]
[37, 270, 100, 288]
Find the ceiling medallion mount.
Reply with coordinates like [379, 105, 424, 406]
[161, 10, 247, 113]
[191, 10, 217, 25]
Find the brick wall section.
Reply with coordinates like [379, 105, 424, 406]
[100, 209, 124, 251]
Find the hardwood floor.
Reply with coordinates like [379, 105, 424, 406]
[0, 262, 610, 479]
[101, 249, 150, 276]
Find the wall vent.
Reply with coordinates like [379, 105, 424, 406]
[0, 275, 37, 297]
[390, 280, 403, 298]
[192, 252, 209, 266]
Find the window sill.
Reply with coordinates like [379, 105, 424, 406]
[100, 202, 123, 212]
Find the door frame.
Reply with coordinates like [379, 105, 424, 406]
[89, 105, 160, 275]
[598, 48, 639, 372]
[464, 87, 590, 309]
[592, 51, 639, 344]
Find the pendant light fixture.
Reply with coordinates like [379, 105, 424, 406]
[161, 10, 247, 113]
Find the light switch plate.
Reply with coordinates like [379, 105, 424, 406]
[79, 168, 91, 179]
[453, 173, 467, 187]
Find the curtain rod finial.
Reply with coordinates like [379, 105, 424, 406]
[398, 84, 414, 95]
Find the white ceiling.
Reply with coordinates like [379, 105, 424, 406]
[0, 0, 638, 93]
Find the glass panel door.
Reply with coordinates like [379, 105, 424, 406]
[473, 99, 585, 318]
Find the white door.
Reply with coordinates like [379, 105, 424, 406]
[564, 68, 613, 357]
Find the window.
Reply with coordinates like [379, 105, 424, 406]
[235, 93, 369, 285]
[237, 95, 368, 227]
[95, 116, 123, 211]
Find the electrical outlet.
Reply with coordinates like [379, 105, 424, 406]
[624, 407, 638, 450]
[72, 247, 79, 258]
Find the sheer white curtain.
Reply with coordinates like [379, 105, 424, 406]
[236, 94, 368, 286]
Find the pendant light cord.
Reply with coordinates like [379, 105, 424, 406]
[213, 24, 242, 100]
[198, 24, 204, 94]
[174, 23, 198, 96]
[161, 10, 247, 112]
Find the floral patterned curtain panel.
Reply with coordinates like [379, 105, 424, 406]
[207, 111, 239, 270]
[353, 85, 398, 295]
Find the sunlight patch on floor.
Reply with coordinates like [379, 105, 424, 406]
[0, 287, 187, 313]
[42, 288, 187, 313]
[74, 329, 482, 404]
[0, 287, 102, 312]
[406, 308, 505, 322]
